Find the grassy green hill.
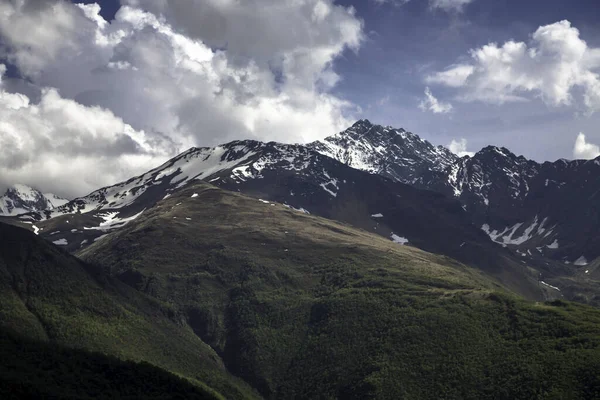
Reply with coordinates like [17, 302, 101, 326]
[77, 182, 600, 399]
[0, 222, 259, 399]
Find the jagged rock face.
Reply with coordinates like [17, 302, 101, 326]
[0, 184, 68, 216]
[308, 119, 458, 184]
[422, 146, 541, 223]
[421, 146, 600, 266]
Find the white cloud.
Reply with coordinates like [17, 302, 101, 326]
[448, 138, 475, 157]
[573, 133, 600, 159]
[0, 0, 83, 76]
[0, 0, 364, 196]
[0, 64, 172, 198]
[419, 87, 453, 113]
[426, 64, 474, 87]
[429, 0, 475, 12]
[426, 21, 600, 113]
[120, 0, 363, 91]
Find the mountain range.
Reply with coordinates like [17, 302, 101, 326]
[5, 119, 598, 303]
[2, 119, 600, 398]
[2, 139, 541, 299]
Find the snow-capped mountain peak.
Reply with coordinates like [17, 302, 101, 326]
[308, 120, 458, 184]
[0, 184, 69, 216]
[10, 184, 41, 202]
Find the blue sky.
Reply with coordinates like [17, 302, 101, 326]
[1, 0, 600, 195]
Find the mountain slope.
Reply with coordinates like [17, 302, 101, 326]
[11, 140, 543, 298]
[0, 184, 68, 216]
[0, 222, 259, 399]
[77, 181, 600, 399]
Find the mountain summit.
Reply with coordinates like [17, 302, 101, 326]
[308, 119, 458, 184]
[0, 184, 68, 216]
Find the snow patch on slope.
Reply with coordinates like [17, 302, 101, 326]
[482, 216, 550, 246]
[574, 256, 588, 266]
[44, 193, 69, 208]
[540, 281, 560, 291]
[391, 234, 409, 245]
[84, 210, 145, 231]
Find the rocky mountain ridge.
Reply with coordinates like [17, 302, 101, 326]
[4, 119, 599, 302]
[421, 145, 600, 267]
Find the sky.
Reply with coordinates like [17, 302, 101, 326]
[1, 0, 600, 197]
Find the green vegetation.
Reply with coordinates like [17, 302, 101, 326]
[0, 222, 259, 400]
[0, 327, 220, 399]
[77, 183, 600, 399]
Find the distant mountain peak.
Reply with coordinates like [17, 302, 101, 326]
[308, 120, 457, 184]
[352, 118, 373, 127]
[6, 183, 40, 199]
[346, 120, 406, 136]
[475, 145, 519, 159]
[0, 184, 68, 216]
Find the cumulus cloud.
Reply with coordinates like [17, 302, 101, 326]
[429, 0, 475, 12]
[419, 87, 453, 113]
[426, 21, 600, 113]
[0, 64, 172, 197]
[118, 0, 363, 94]
[0, 0, 83, 76]
[573, 133, 600, 160]
[448, 138, 475, 157]
[0, 0, 364, 196]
